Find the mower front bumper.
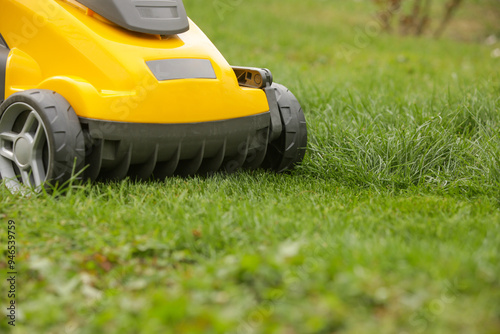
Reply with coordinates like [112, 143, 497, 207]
[80, 112, 271, 180]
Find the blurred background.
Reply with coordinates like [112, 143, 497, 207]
[183, 0, 500, 89]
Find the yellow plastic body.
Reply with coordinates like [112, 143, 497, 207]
[0, 0, 270, 123]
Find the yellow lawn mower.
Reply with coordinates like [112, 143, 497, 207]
[0, 0, 307, 192]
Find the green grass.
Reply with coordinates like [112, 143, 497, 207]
[2, 0, 500, 333]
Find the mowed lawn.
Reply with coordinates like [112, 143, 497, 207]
[1, 0, 500, 333]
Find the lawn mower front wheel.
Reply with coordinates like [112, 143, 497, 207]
[263, 83, 308, 172]
[0, 90, 85, 192]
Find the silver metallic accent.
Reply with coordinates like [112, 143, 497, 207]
[147, 59, 217, 81]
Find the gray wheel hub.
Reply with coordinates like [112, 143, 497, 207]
[14, 136, 32, 167]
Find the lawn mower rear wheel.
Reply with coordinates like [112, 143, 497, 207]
[0, 90, 85, 192]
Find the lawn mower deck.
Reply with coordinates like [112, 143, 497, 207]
[0, 0, 307, 192]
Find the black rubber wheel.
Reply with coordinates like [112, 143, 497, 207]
[262, 83, 308, 172]
[0, 90, 85, 192]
